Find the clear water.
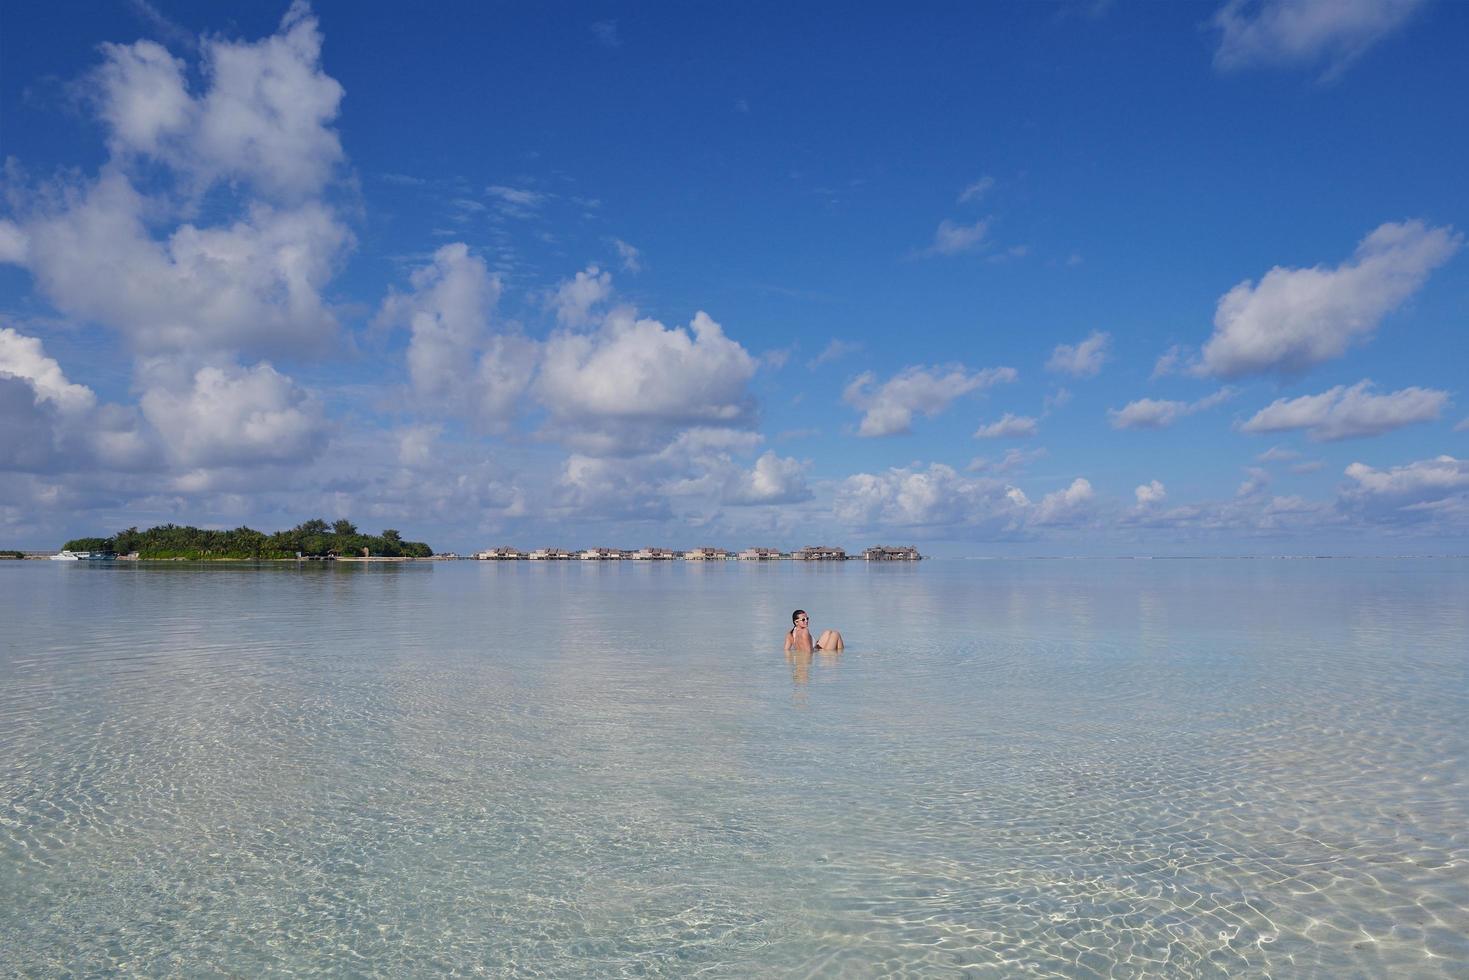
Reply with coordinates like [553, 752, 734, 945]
[2, 559, 1466, 976]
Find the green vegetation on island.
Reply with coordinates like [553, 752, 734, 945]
[0, 550, 25, 559]
[64, 519, 433, 560]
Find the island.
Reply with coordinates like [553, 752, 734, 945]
[62, 520, 433, 560]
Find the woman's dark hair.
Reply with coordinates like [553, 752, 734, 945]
[791, 609, 807, 625]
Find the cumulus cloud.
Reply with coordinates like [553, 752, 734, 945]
[0, 378, 68, 472]
[1344, 455, 1469, 498]
[1109, 387, 1236, 430]
[1457, 418, 1469, 433]
[550, 264, 613, 327]
[12, 174, 349, 358]
[555, 453, 673, 522]
[1032, 478, 1095, 525]
[974, 412, 1038, 439]
[844, 364, 1017, 437]
[0, 327, 96, 414]
[376, 243, 535, 430]
[538, 309, 758, 453]
[7, 4, 355, 361]
[1198, 221, 1461, 378]
[1212, 0, 1427, 79]
[923, 218, 990, 256]
[552, 428, 799, 520]
[1241, 380, 1448, 441]
[1342, 455, 1469, 522]
[1046, 330, 1110, 377]
[834, 463, 1028, 530]
[140, 362, 328, 468]
[96, 2, 344, 199]
[1135, 480, 1167, 506]
[724, 450, 812, 505]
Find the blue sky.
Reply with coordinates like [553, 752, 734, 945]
[1, 0, 1466, 554]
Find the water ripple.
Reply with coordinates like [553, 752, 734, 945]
[1, 559, 1466, 975]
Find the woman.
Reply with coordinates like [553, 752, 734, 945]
[784, 609, 844, 652]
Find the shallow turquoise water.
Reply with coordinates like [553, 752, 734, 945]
[2, 558, 1466, 976]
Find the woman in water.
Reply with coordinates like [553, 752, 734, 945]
[784, 609, 844, 652]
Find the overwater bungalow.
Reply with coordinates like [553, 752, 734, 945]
[580, 547, 625, 560]
[631, 547, 678, 560]
[527, 548, 575, 560]
[683, 547, 730, 560]
[474, 547, 526, 560]
[863, 545, 923, 561]
[738, 547, 785, 561]
[793, 545, 848, 561]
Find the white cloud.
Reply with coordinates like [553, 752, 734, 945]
[538, 309, 758, 453]
[0, 5, 353, 368]
[550, 428, 793, 521]
[924, 218, 990, 256]
[376, 243, 535, 431]
[396, 424, 440, 466]
[550, 264, 613, 327]
[1237, 466, 1272, 498]
[1032, 478, 1095, 526]
[0, 327, 96, 414]
[1108, 397, 1186, 430]
[1152, 344, 1187, 379]
[974, 412, 1038, 439]
[1212, 0, 1427, 78]
[1198, 221, 1461, 378]
[1109, 387, 1236, 429]
[1453, 417, 1469, 433]
[93, 40, 192, 160]
[998, 447, 1048, 474]
[844, 364, 1017, 437]
[725, 451, 812, 505]
[813, 339, 861, 365]
[1257, 445, 1300, 462]
[1046, 330, 1110, 377]
[1135, 480, 1167, 506]
[1342, 455, 1469, 521]
[555, 453, 672, 521]
[16, 172, 349, 358]
[590, 20, 621, 48]
[1241, 380, 1447, 441]
[141, 362, 328, 467]
[0, 378, 65, 472]
[958, 176, 995, 204]
[97, 2, 344, 200]
[0, 220, 27, 264]
[485, 185, 547, 218]
[834, 463, 1028, 530]
[612, 238, 642, 273]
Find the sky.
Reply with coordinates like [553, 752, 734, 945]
[1, 0, 1466, 555]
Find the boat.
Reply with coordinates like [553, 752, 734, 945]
[49, 550, 117, 561]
